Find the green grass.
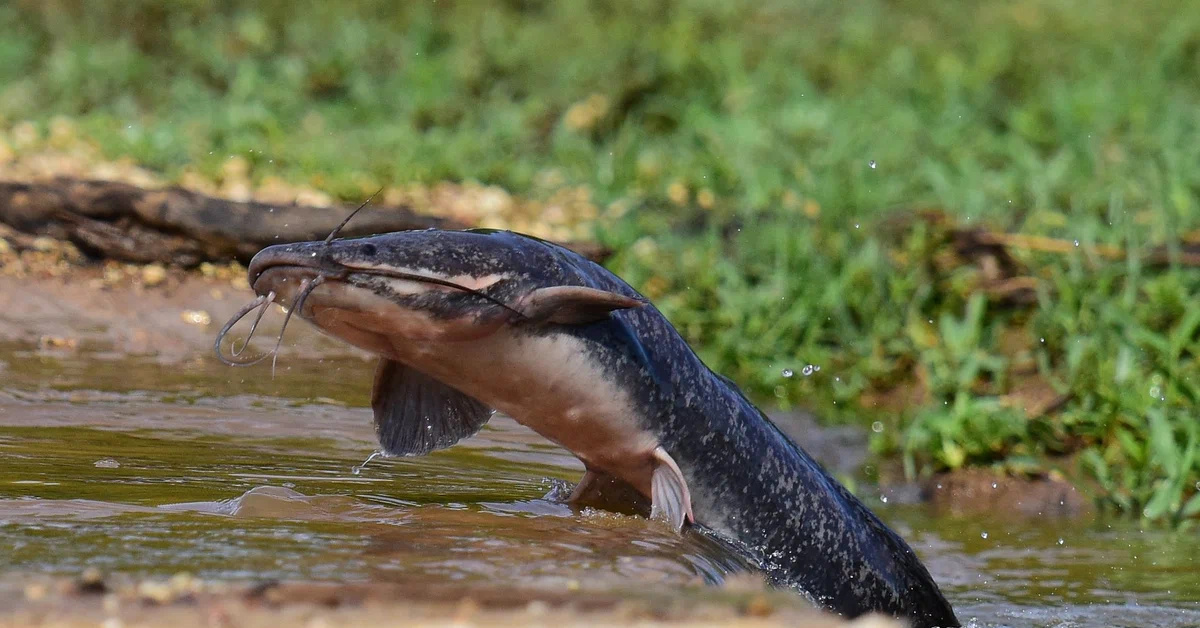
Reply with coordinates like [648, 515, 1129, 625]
[2, 0, 1199, 522]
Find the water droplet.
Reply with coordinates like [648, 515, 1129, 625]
[854, 223, 860, 229]
[351, 450, 383, 475]
[980, 531, 988, 539]
[1057, 538, 1065, 545]
[1149, 386, 1162, 398]
[880, 495, 888, 503]
[991, 482, 998, 489]
[1040, 337, 1045, 343]
[871, 421, 884, 433]
[868, 160, 877, 169]
[801, 365, 815, 376]
[1074, 240, 1080, 247]
[782, 369, 794, 378]
[93, 458, 120, 469]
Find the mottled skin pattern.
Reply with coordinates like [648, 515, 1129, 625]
[247, 229, 959, 628]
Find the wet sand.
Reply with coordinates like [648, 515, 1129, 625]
[3, 574, 903, 628]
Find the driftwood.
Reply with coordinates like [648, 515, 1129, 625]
[0, 178, 611, 267]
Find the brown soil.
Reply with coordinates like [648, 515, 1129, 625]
[923, 468, 1092, 518]
[0, 259, 354, 362]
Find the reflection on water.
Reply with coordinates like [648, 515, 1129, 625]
[1, 347, 1199, 627]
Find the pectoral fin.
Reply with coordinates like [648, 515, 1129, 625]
[567, 469, 651, 517]
[649, 446, 694, 532]
[371, 359, 493, 456]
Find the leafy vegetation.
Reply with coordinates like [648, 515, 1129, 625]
[2, 0, 1198, 522]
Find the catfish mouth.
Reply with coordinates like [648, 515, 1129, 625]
[247, 247, 349, 297]
[250, 261, 332, 303]
[214, 244, 525, 370]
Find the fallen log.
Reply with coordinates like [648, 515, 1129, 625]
[0, 177, 611, 267]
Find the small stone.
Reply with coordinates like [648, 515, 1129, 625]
[38, 335, 78, 351]
[11, 120, 38, 148]
[137, 580, 174, 604]
[452, 598, 480, 622]
[666, 180, 689, 206]
[294, 188, 332, 207]
[23, 582, 48, 601]
[169, 572, 198, 595]
[744, 593, 774, 617]
[181, 310, 212, 326]
[103, 264, 124, 285]
[77, 567, 107, 594]
[141, 264, 168, 287]
[221, 155, 250, 180]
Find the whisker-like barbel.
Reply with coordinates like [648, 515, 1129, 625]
[323, 187, 384, 247]
[230, 293, 273, 358]
[270, 275, 324, 378]
[214, 291, 276, 366]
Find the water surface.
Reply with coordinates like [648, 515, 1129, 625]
[1, 345, 1198, 627]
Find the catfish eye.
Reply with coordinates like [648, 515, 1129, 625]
[360, 243, 377, 256]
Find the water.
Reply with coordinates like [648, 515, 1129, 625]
[2, 345, 1198, 627]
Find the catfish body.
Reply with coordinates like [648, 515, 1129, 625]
[239, 228, 960, 628]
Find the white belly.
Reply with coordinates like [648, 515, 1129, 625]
[398, 331, 661, 495]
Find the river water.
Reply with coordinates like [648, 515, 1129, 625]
[1, 346, 1198, 627]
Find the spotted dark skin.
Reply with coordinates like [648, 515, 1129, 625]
[238, 229, 961, 628]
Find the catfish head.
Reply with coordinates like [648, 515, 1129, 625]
[244, 228, 646, 356]
[217, 228, 661, 467]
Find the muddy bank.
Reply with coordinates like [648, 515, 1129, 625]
[922, 468, 1092, 518]
[2, 572, 901, 628]
[0, 263, 357, 362]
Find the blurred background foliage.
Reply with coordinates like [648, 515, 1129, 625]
[2, 0, 1198, 522]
